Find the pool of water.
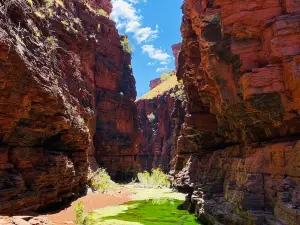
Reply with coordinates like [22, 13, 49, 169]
[99, 198, 201, 225]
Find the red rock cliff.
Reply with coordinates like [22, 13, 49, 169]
[149, 78, 163, 90]
[0, 0, 139, 213]
[136, 46, 186, 172]
[171, 43, 182, 69]
[172, 0, 300, 224]
[136, 79, 185, 172]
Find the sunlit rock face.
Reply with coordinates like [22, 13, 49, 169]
[150, 78, 163, 90]
[89, 0, 113, 15]
[0, 0, 139, 213]
[172, 0, 300, 224]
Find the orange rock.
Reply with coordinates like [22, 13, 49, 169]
[172, 0, 300, 224]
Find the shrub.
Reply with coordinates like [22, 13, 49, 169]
[74, 202, 88, 225]
[137, 168, 170, 187]
[147, 113, 155, 123]
[88, 168, 119, 193]
[98, 9, 109, 18]
[137, 171, 151, 185]
[46, 36, 58, 50]
[121, 36, 133, 54]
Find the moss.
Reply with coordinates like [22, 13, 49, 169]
[78, 199, 202, 225]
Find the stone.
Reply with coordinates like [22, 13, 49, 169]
[0, 0, 139, 214]
[136, 47, 186, 173]
[12, 218, 30, 225]
[172, 43, 182, 69]
[150, 78, 163, 90]
[171, 0, 300, 224]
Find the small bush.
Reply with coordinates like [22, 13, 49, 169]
[121, 36, 133, 54]
[88, 168, 119, 193]
[74, 202, 88, 225]
[147, 113, 155, 123]
[98, 9, 109, 18]
[137, 168, 170, 187]
[46, 36, 58, 50]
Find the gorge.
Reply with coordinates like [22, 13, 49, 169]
[0, 0, 300, 225]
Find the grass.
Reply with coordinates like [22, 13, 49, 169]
[161, 70, 175, 81]
[138, 75, 178, 100]
[88, 168, 119, 193]
[75, 198, 201, 225]
[137, 168, 170, 187]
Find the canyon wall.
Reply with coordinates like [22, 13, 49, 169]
[136, 84, 185, 172]
[0, 0, 139, 214]
[172, 0, 300, 224]
[137, 45, 186, 172]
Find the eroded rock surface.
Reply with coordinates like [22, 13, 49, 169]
[172, 0, 300, 224]
[0, 0, 139, 213]
[137, 86, 185, 172]
[137, 45, 186, 172]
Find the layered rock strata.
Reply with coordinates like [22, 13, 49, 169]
[137, 44, 186, 172]
[0, 0, 139, 213]
[136, 83, 185, 172]
[150, 78, 163, 90]
[172, 0, 300, 224]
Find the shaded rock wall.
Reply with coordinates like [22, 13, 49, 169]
[137, 44, 185, 172]
[0, 0, 138, 213]
[94, 51, 141, 181]
[136, 88, 185, 172]
[173, 0, 300, 224]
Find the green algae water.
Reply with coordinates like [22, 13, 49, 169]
[88, 198, 201, 225]
[101, 198, 201, 225]
[75, 186, 202, 225]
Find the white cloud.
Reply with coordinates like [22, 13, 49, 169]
[147, 62, 156, 66]
[156, 66, 170, 73]
[112, 0, 157, 43]
[142, 45, 171, 64]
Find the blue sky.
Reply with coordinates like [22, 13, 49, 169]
[111, 0, 183, 97]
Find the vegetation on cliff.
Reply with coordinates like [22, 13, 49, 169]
[137, 71, 178, 100]
[88, 168, 119, 193]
